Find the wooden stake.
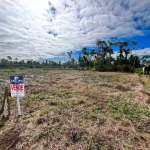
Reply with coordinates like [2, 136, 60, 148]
[0, 87, 10, 118]
[6, 87, 10, 117]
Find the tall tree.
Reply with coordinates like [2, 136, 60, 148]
[124, 49, 131, 60]
[7, 56, 12, 61]
[67, 51, 72, 62]
[96, 40, 109, 64]
[128, 55, 141, 68]
[107, 41, 115, 64]
[15, 58, 18, 62]
[118, 41, 128, 59]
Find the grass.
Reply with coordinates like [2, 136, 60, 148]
[141, 74, 150, 90]
[0, 69, 150, 149]
[0, 118, 6, 127]
[109, 98, 150, 129]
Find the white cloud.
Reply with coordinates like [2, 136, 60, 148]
[132, 48, 150, 56]
[112, 48, 150, 60]
[0, 0, 150, 60]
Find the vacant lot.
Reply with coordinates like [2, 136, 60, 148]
[0, 69, 150, 150]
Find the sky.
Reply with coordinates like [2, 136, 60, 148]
[0, 0, 150, 61]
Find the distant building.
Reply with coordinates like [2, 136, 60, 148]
[143, 61, 150, 74]
[145, 61, 150, 67]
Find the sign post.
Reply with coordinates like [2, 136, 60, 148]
[17, 96, 21, 116]
[10, 76, 24, 116]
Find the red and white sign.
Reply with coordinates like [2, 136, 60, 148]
[10, 84, 24, 91]
[10, 76, 24, 97]
[10, 84, 24, 97]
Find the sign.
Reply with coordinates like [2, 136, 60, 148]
[10, 76, 24, 97]
[10, 76, 24, 116]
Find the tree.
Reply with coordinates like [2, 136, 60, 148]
[107, 41, 115, 64]
[0, 59, 6, 63]
[45, 59, 48, 65]
[118, 41, 127, 59]
[7, 56, 12, 67]
[128, 55, 141, 68]
[7, 56, 12, 61]
[140, 54, 150, 66]
[0, 59, 7, 68]
[96, 40, 112, 65]
[78, 54, 82, 67]
[67, 51, 72, 62]
[15, 58, 18, 62]
[67, 51, 72, 68]
[124, 49, 131, 60]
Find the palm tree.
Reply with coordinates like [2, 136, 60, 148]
[7, 56, 12, 67]
[1, 59, 6, 63]
[67, 51, 72, 68]
[107, 41, 114, 64]
[82, 47, 88, 55]
[67, 51, 72, 62]
[7, 56, 12, 62]
[124, 49, 131, 60]
[118, 43, 124, 58]
[96, 40, 109, 64]
[15, 58, 18, 62]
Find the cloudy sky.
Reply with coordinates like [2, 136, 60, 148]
[0, 0, 150, 61]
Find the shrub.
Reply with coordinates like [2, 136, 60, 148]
[134, 68, 143, 74]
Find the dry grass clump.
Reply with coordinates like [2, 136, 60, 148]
[0, 127, 20, 150]
[37, 117, 47, 125]
[86, 119, 150, 149]
[115, 84, 131, 91]
[62, 121, 88, 143]
[146, 96, 150, 104]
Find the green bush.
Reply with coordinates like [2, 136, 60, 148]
[93, 64, 134, 72]
[134, 68, 143, 74]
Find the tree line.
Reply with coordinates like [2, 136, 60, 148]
[0, 40, 150, 72]
[0, 57, 60, 69]
[78, 40, 150, 72]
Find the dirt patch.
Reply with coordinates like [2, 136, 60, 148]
[0, 127, 20, 150]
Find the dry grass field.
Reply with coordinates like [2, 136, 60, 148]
[0, 69, 150, 150]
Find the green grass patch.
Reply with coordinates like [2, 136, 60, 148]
[0, 118, 7, 127]
[140, 75, 150, 90]
[109, 99, 150, 128]
[45, 106, 62, 115]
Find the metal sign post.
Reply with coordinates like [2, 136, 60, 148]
[10, 76, 24, 116]
[17, 96, 21, 116]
